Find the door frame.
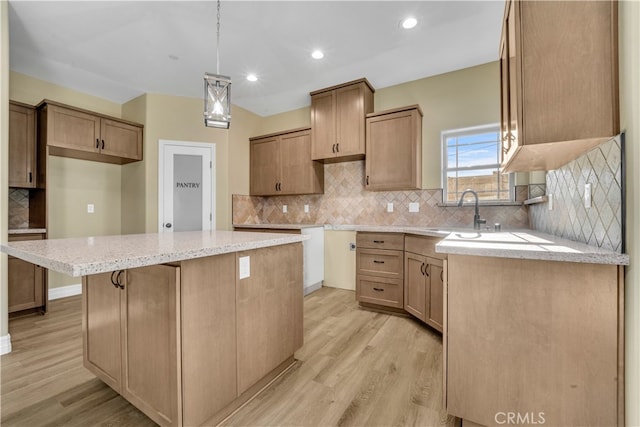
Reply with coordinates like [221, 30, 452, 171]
[157, 139, 216, 232]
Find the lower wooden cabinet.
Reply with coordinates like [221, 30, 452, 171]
[83, 244, 303, 427]
[8, 233, 47, 315]
[446, 255, 624, 426]
[356, 233, 404, 309]
[83, 265, 182, 427]
[355, 232, 445, 332]
[404, 235, 445, 332]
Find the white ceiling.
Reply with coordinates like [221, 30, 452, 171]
[8, 1, 504, 117]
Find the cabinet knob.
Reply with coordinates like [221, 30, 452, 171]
[165, 223, 172, 229]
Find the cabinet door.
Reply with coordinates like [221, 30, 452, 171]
[47, 105, 101, 153]
[365, 109, 420, 191]
[426, 257, 444, 332]
[504, 0, 519, 163]
[8, 258, 44, 313]
[404, 252, 427, 322]
[236, 244, 303, 395]
[122, 265, 181, 427]
[9, 103, 36, 188]
[499, 28, 510, 165]
[280, 129, 322, 195]
[310, 91, 336, 160]
[100, 119, 143, 161]
[83, 273, 122, 392]
[335, 84, 366, 157]
[250, 136, 281, 195]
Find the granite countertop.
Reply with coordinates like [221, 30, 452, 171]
[8, 228, 47, 235]
[235, 223, 629, 265]
[1, 231, 309, 277]
[436, 229, 629, 265]
[233, 224, 324, 230]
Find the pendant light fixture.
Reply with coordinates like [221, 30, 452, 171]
[204, 0, 231, 129]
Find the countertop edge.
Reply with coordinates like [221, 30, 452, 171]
[2, 234, 310, 277]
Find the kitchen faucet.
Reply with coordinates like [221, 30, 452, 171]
[457, 189, 486, 230]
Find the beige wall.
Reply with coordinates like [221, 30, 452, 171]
[620, 1, 639, 425]
[121, 94, 147, 235]
[324, 230, 356, 290]
[1, 1, 10, 340]
[256, 106, 310, 136]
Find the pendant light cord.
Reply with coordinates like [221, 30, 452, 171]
[216, 0, 221, 75]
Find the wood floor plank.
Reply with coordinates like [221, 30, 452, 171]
[1, 287, 452, 427]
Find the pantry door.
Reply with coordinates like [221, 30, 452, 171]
[158, 140, 215, 232]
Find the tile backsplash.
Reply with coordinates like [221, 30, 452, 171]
[9, 188, 29, 229]
[529, 137, 623, 252]
[234, 160, 530, 229]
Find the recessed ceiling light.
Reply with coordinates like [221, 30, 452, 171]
[247, 74, 258, 82]
[402, 17, 418, 29]
[311, 50, 324, 60]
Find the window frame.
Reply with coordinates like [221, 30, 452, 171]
[441, 123, 514, 203]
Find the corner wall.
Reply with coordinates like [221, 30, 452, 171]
[1, 0, 11, 350]
[619, 1, 640, 425]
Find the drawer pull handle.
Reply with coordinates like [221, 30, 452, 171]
[373, 287, 384, 292]
[373, 240, 385, 244]
[373, 260, 385, 264]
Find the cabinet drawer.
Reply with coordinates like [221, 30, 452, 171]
[405, 235, 445, 259]
[356, 275, 403, 309]
[356, 232, 404, 250]
[357, 249, 403, 279]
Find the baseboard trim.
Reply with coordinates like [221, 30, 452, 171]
[0, 334, 12, 355]
[304, 281, 323, 296]
[49, 283, 82, 301]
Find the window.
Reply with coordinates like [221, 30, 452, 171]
[442, 124, 513, 202]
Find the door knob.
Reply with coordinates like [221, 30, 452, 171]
[165, 223, 172, 228]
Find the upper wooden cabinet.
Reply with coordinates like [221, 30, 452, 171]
[250, 127, 323, 196]
[9, 101, 37, 188]
[500, 0, 619, 172]
[38, 100, 143, 165]
[365, 105, 422, 191]
[310, 78, 374, 162]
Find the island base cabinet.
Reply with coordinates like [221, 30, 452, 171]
[236, 244, 303, 394]
[82, 244, 303, 427]
[82, 273, 123, 393]
[446, 255, 623, 427]
[122, 265, 181, 427]
[83, 265, 182, 427]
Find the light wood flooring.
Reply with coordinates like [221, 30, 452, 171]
[1, 287, 453, 426]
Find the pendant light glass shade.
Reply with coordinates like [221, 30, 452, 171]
[204, 0, 231, 129]
[204, 72, 231, 128]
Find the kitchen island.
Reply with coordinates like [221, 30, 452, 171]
[2, 230, 308, 427]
